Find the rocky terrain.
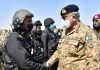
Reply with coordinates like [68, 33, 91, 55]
[0, 29, 11, 48]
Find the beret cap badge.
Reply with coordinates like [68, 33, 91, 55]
[61, 9, 66, 14]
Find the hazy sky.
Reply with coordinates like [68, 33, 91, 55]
[0, 0, 100, 29]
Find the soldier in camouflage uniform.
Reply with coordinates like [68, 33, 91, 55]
[87, 14, 100, 70]
[83, 14, 100, 70]
[92, 14, 100, 40]
[46, 4, 100, 70]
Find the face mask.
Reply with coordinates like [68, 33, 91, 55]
[49, 24, 55, 30]
[61, 19, 71, 29]
[93, 23, 100, 30]
[27, 24, 33, 32]
[19, 24, 33, 39]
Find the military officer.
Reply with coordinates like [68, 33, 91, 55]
[46, 4, 99, 70]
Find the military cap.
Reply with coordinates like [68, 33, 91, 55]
[34, 20, 42, 26]
[44, 18, 55, 26]
[93, 14, 100, 22]
[60, 4, 79, 16]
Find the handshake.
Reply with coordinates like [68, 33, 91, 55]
[43, 62, 51, 70]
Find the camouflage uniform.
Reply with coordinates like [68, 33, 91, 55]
[47, 22, 100, 70]
[85, 29, 100, 70]
[96, 31, 100, 61]
[93, 30, 100, 40]
[86, 30, 100, 70]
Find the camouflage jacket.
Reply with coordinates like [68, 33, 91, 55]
[47, 22, 100, 70]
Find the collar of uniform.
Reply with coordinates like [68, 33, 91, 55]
[67, 22, 80, 35]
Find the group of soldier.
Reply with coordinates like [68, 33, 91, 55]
[0, 4, 100, 70]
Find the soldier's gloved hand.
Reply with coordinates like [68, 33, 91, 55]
[46, 62, 50, 67]
[43, 62, 50, 70]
